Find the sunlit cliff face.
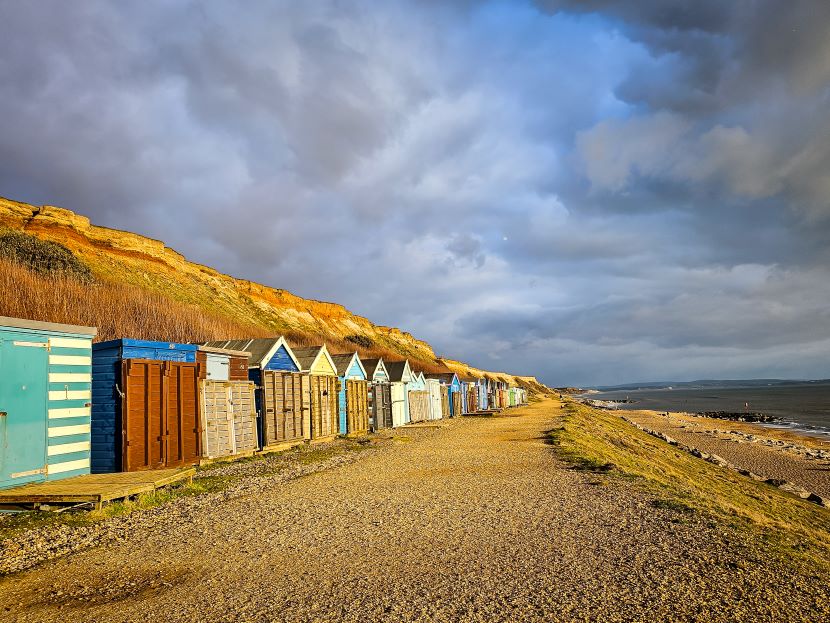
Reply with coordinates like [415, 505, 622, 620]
[2, 1, 830, 386]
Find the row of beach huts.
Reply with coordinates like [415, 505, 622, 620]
[0, 316, 528, 491]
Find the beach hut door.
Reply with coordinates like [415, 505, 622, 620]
[0, 339, 49, 488]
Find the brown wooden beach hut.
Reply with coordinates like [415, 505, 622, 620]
[292, 345, 339, 441]
[331, 352, 370, 436]
[361, 358, 393, 430]
[203, 337, 309, 452]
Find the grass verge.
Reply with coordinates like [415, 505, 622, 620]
[550, 399, 830, 570]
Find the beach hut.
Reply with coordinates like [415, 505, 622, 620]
[91, 339, 201, 473]
[292, 345, 339, 441]
[425, 375, 443, 420]
[197, 345, 250, 382]
[361, 358, 393, 431]
[479, 376, 491, 411]
[196, 346, 258, 461]
[508, 387, 517, 407]
[459, 374, 479, 413]
[0, 317, 96, 490]
[426, 373, 462, 417]
[407, 370, 429, 423]
[203, 338, 309, 452]
[385, 360, 413, 427]
[331, 352, 369, 436]
[498, 379, 509, 408]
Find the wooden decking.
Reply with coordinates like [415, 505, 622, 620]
[0, 468, 196, 511]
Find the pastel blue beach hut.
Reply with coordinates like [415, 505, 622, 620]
[331, 352, 369, 435]
[0, 316, 96, 490]
[408, 370, 426, 392]
[478, 376, 490, 410]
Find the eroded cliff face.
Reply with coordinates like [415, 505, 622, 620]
[0, 196, 543, 388]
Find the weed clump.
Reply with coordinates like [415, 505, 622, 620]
[345, 334, 374, 348]
[0, 231, 93, 282]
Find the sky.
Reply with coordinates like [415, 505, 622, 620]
[2, 1, 830, 387]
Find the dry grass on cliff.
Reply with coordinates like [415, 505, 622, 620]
[0, 259, 452, 371]
[0, 258, 271, 343]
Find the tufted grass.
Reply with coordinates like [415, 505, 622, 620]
[549, 399, 830, 571]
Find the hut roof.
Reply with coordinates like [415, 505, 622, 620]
[291, 346, 324, 371]
[361, 358, 380, 374]
[425, 372, 458, 385]
[201, 337, 299, 369]
[385, 360, 411, 382]
[1, 315, 97, 336]
[197, 345, 251, 358]
[329, 352, 366, 377]
[360, 357, 389, 380]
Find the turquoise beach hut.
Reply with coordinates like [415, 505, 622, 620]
[0, 316, 96, 490]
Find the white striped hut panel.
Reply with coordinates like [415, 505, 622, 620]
[0, 317, 96, 490]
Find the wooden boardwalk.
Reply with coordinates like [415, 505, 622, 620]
[0, 468, 196, 511]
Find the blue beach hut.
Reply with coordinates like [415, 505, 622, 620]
[91, 339, 200, 473]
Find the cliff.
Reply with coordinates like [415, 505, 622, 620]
[0, 196, 545, 390]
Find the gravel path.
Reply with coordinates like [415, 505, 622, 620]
[626, 411, 830, 499]
[1, 400, 828, 622]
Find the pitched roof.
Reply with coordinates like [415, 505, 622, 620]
[197, 345, 251, 358]
[457, 373, 479, 382]
[329, 353, 355, 376]
[425, 372, 458, 385]
[385, 360, 411, 382]
[201, 337, 298, 369]
[360, 357, 389, 380]
[361, 358, 380, 374]
[329, 352, 366, 377]
[292, 346, 324, 372]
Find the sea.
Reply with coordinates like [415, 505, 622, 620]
[584, 382, 830, 439]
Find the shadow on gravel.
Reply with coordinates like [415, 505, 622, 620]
[37, 567, 194, 609]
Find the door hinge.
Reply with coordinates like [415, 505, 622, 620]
[13, 341, 50, 350]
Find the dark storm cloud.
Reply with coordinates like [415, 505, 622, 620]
[1, 1, 829, 385]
